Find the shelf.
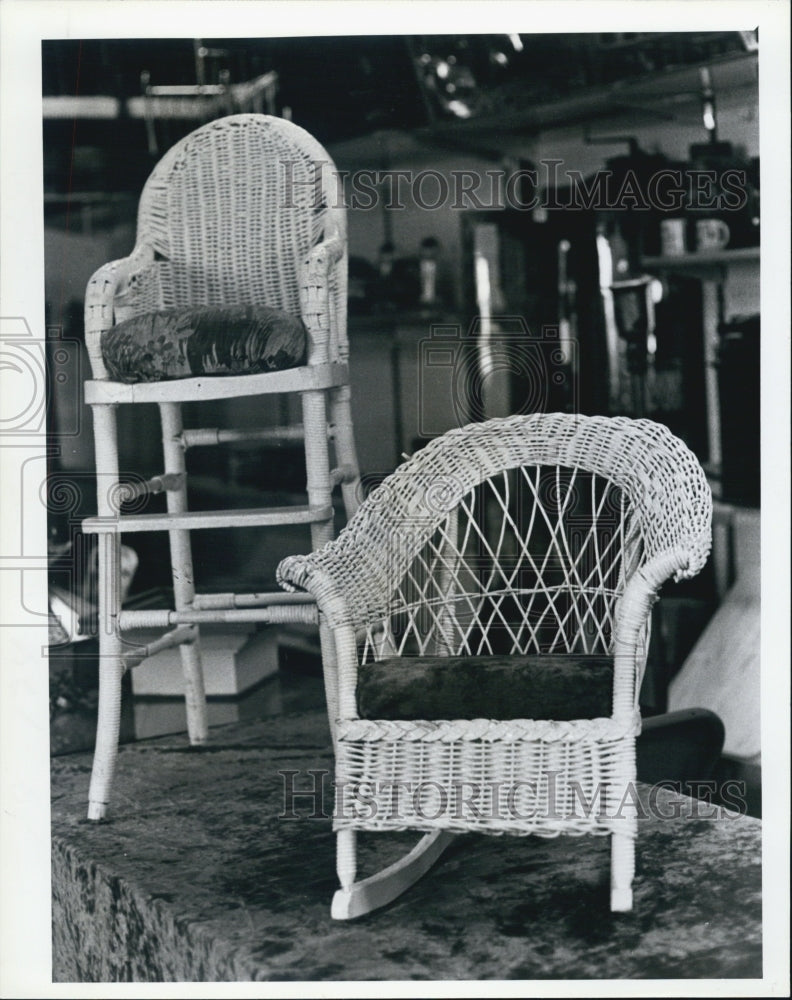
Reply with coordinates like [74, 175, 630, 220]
[42, 72, 277, 121]
[642, 247, 759, 270]
[42, 96, 122, 119]
[416, 50, 758, 142]
[641, 246, 759, 280]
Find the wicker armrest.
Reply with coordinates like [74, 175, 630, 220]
[277, 552, 351, 625]
[302, 233, 345, 274]
[611, 546, 701, 717]
[84, 245, 156, 378]
[299, 234, 345, 363]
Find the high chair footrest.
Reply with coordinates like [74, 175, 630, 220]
[82, 504, 333, 533]
[85, 362, 349, 404]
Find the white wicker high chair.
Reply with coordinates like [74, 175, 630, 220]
[82, 114, 359, 820]
[277, 412, 712, 918]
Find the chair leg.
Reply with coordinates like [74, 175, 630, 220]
[87, 403, 124, 820]
[304, 387, 340, 745]
[87, 531, 124, 820]
[159, 402, 207, 744]
[610, 832, 635, 911]
[318, 617, 339, 748]
[331, 830, 455, 920]
[329, 385, 360, 520]
[302, 389, 334, 552]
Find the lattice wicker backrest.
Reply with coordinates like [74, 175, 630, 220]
[361, 464, 643, 662]
[118, 114, 346, 339]
[279, 414, 713, 658]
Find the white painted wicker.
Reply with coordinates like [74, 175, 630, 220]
[82, 115, 359, 820]
[85, 113, 348, 377]
[278, 412, 712, 916]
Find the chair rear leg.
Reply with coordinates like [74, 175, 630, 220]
[159, 402, 207, 744]
[304, 389, 337, 747]
[329, 385, 360, 520]
[303, 389, 334, 552]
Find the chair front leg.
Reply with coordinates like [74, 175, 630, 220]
[88, 530, 124, 820]
[610, 832, 635, 912]
[87, 403, 124, 819]
[318, 617, 340, 749]
[336, 828, 357, 894]
[610, 735, 637, 912]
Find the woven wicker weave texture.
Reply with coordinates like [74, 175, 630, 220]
[86, 113, 348, 378]
[278, 413, 712, 915]
[82, 115, 359, 822]
[280, 413, 712, 637]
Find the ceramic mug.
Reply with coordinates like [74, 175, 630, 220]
[696, 218, 730, 252]
[660, 218, 686, 257]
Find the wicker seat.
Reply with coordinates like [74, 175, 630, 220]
[277, 412, 712, 918]
[82, 114, 359, 820]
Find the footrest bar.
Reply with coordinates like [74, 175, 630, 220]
[181, 426, 307, 448]
[120, 624, 197, 671]
[118, 472, 185, 503]
[119, 604, 319, 629]
[193, 591, 316, 610]
[83, 504, 333, 533]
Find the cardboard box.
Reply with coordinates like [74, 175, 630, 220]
[128, 624, 279, 697]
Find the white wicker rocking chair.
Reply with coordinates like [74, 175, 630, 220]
[82, 114, 359, 820]
[277, 412, 712, 918]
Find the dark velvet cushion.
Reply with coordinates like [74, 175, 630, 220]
[356, 655, 614, 721]
[101, 305, 307, 383]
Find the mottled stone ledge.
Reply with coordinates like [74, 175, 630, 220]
[51, 711, 762, 982]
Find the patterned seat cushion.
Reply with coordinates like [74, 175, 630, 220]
[356, 654, 614, 721]
[101, 305, 307, 383]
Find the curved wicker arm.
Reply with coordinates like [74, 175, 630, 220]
[84, 245, 155, 379]
[299, 233, 346, 365]
[277, 553, 357, 722]
[279, 552, 349, 620]
[611, 546, 697, 720]
[279, 541, 700, 725]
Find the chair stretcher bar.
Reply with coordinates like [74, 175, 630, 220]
[82, 504, 333, 533]
[119, 603, 318, 629]
[181, 426, 307, 447]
